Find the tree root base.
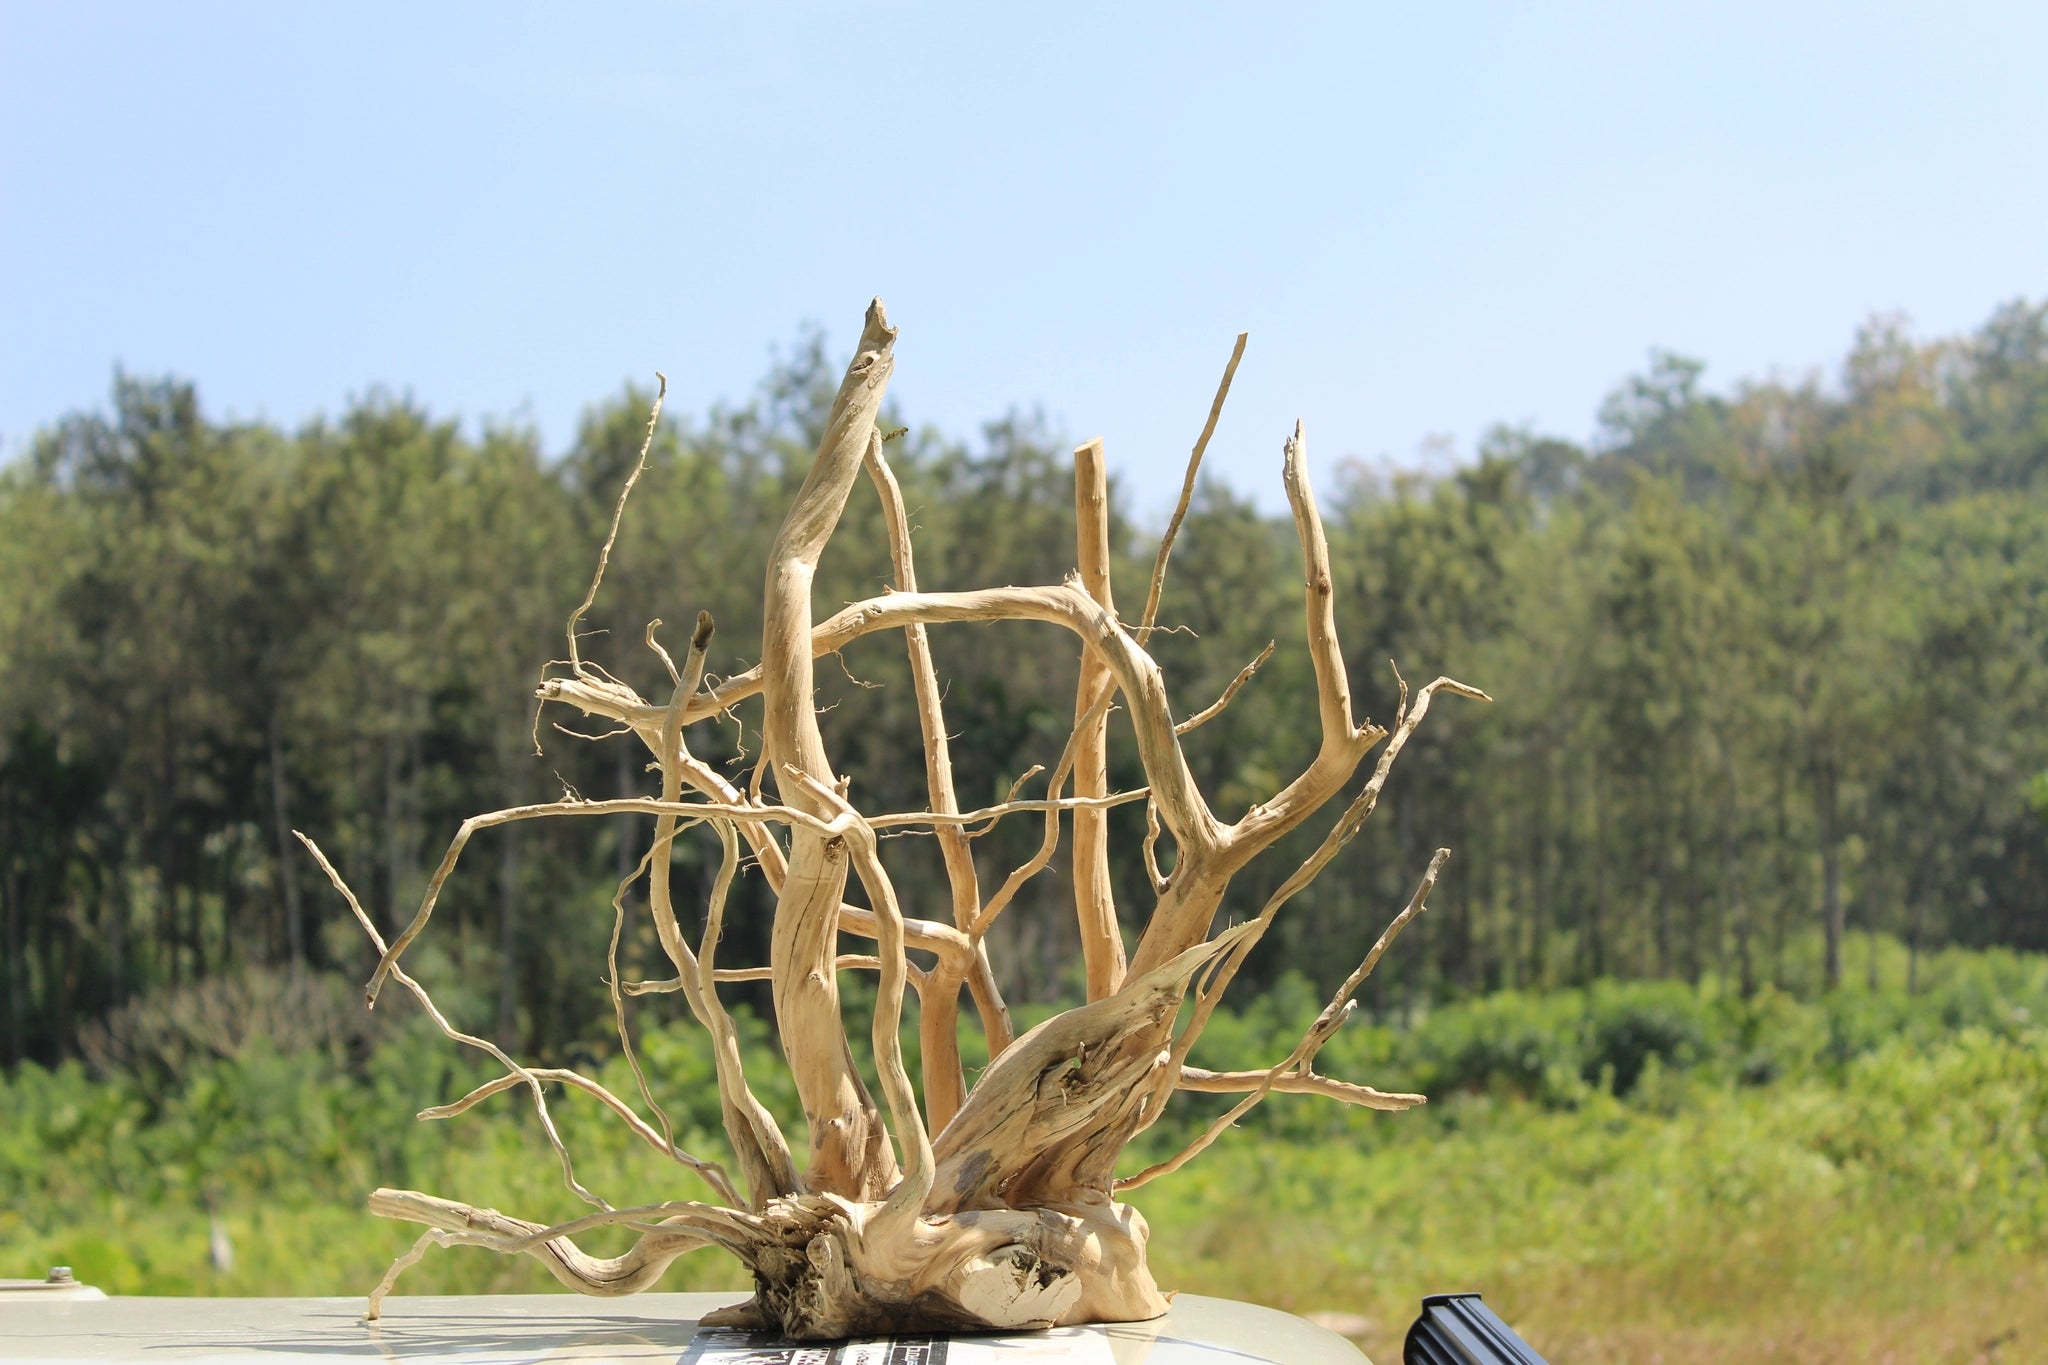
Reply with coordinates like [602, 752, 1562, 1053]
[369, 1185, 1165, 1341]
[722, 1195, 1167, 1341]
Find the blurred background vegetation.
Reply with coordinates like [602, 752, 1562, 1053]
[4, 301, 2046, 1362]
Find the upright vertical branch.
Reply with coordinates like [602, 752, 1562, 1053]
[1232, 418, 1369, 848]
[567, 375, 666, 676]
[1279, 419, 1353, 750]
[634, 613, 799, 1205]
[760, 299, 900, 1199]
[1169, 678, 1484, 1071]
[863, 435, 1010, 1130]
[1071, 439, 1126, 1001]
[692, 819, 801, 1205]
[1131, 419, 1379, 976]
[791, 771, 935, 1234]
[1137, 332, 1247, 646]
[635, 609, 716, 1066]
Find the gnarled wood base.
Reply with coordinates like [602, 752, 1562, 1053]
[714, 1195, 1165, 1340]
[369, 1186, 1164, 1339]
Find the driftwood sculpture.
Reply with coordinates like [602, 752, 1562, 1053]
[300, 300, 1483, 1339]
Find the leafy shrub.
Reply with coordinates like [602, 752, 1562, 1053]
[1394, 989, 1589, 1104]
[9, 942, 2047, 1312]
[1581, 981, 1711, 1096]
[77, 968, 387, 1105]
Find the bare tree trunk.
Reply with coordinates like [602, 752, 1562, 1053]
[1771, 769, 1793, 989]
[1525, 753, 1550, 987]
[1816, 756, 1844, 991]
[107, 876, 129, 1008]
[1723, 772, 1754, 1000]
[1588, 773, 1609, 978]
[268, 705, 305, 966]
[383, 733, 405, 940]
[497, 824, 520, 1041]
[1906, 884, 1926, 996]
[2, 871, 22, 1067]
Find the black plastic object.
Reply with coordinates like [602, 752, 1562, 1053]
[1403, 1292, 1549, 1365]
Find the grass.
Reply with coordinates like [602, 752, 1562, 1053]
[1142, 1057, 2047, 1363]
[5, 939, 2043, 1363]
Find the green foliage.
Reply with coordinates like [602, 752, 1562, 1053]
[3, 301, 2048, 1071]
[5, 951, 2042, 1365]
[1149, 938, 2048, 1149]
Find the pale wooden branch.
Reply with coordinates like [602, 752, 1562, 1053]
[606, 845, 688, 1172]
[297, 833, 610, 1213]
[1169, 681, 1480, 1069]
[557, 742, 806, 1207]
[604, 611, 718, 1185]
[1120, 849, 1449, 1191]
[968, 680, 1118, 940]
[354, 792, 807, 1203]
[791, 770, 933, 1235]
[1129, 420, 1381, 976]
[631, 612, 713, 1139]
[1175, 1067, 1425, 1110]
[543, 585, 1225, 854]
[617, 882, 972, 976]
[1279, 420, 1353, 751]
[1142, 799, 1169, 894]
[365, 1188, 758, 1318]
[707, 954, 885, 983]
[688, 817, 801, 1206]
[1212, 420, 1368, 852]
[1072, 438, 1126, 1001]
[1137, 332, 1247, 646]
[415, 1067, 739, 1202]
[659, 749, 979, 973]
[363, 794, 839, 1009]
[927, 921, 1259, 1216]
[643, 618, 681, 685]
[580, 626, 781, 1182]
[864, 586, 1222, 855]
[865, 433, 979, 1130]
[865, 435, 1009, 1119]
[1175, 640, 1275, 736]
[360, 782, 1009, 1017]
[861, 437, 974, 910]
[1288, 848, 1452, 1045]
[869, 791, 1149, 829]
[566, 376, 665, 675]
[966, 765, 1045, 839]
[759, 298, 899, 1201]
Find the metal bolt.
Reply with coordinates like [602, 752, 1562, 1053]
[47, 1266, 75, 1284]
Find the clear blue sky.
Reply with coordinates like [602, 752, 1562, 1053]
[4, 2, 2044, 512]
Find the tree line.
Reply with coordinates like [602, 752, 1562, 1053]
[4, 307, 2045, 1068]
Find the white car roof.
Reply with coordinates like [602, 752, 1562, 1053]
[0, 1290, 1372, 1363]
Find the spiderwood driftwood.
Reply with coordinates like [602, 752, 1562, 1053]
[301, 300, 1485, 1339]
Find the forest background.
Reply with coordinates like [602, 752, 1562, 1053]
[4, 301, 2047, 1363]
